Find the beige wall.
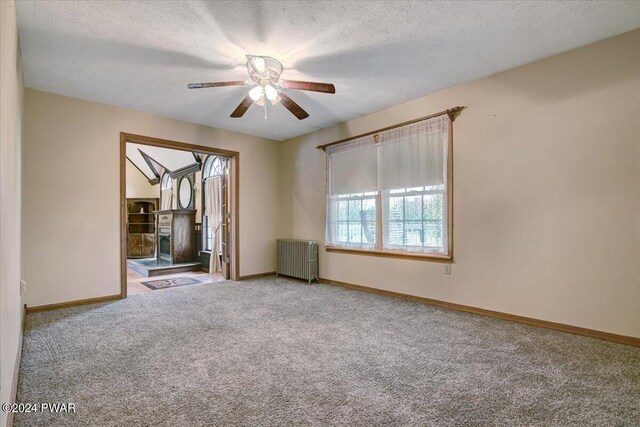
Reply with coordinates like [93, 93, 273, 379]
[279, 29, 640, 338]
[23, 89, 280, 307]
[1, 1, 24, 424]
[125, 160, 159, 199]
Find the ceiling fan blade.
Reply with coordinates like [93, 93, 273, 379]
[230, 95, 254, 118]
[279, 92, 309, 120]
[280, 80, 335, 94]
[187, 81, 247, 89]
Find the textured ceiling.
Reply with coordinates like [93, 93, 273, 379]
[16, 1, 640, 141]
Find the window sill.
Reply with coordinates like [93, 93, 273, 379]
[199, 250, 212, 256]
[325, 246, 452, 263]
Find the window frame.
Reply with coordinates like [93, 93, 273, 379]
[161, 172, 172, 190]
[329, 191, 378, 249]
[382, 185, 447, 253]
[160, 172, 173, 209]
[323, 110, 456, 262]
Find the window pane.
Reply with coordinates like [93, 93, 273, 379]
[337, 223, 348, 242]
[388, 221, 403, 245]
[362, 198, 376, 221]
[423, 194, 443, 220]
[348, 200, 361, 221]
[337, 200, 348, 221]
[404, 221, 423, 246]
[405, 195, 422, 220]
[383, 189, 446, 253]
[348, 223, 361, 243]
[388, 196, 403, 220]
[362, 221, 376, 245]
[327, 194, 376, 248]
[424, 221, 443, 247]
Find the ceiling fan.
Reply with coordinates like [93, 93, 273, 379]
[187, 55, 335, 120]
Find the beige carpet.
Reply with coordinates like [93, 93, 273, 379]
[15, 277, 640, 426]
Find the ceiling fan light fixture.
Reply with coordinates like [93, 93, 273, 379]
[252, 56, 266, 73]
[270, 95, 282, 106]
[248, 85, 264, 101]
[246, 54, 283, 84]
[187, 54, 334, 120]
[264, 84, 278, 101]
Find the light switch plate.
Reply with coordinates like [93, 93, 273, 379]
[444, 265, 451, 275]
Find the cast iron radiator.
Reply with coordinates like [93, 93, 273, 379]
[276, 239, 319, 284]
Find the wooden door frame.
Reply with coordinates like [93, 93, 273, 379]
[120, 132, 241, 299]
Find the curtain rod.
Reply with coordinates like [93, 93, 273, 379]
[316, 106, 466, 151]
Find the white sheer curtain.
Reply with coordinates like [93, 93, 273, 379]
[204, 176, 222, 273]
[378, 115, 449, 254]
[325, 135, 377, 248]
[325, 114, 450, 255]
[377, 115, 448, 191]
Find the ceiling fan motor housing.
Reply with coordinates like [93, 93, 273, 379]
[246, 55, 283, 86]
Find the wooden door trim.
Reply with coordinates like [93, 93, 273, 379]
[120, 133, 241, 299]
[221, 167, 230, 279]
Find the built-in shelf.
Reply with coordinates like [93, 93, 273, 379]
[126, 198, 158, 259]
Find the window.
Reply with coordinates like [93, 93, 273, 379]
[325, 113, 452, 259]
[330, 191, 378, 247]
[161, 173, 172, 189]
[201, 155, 227, 252]
[160, 173, 173, 210]
[383, 186, 445, 251]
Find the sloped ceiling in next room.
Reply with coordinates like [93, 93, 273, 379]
[126, 143, 200, 182]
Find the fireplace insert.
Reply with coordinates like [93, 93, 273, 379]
[159, 228, 171, 262]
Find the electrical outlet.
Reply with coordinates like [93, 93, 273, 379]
[444, 265, 451, 275]
[20, 280, 26, 295]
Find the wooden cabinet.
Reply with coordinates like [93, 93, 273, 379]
[154, 209, 196, 264]
[128, 234, 142, 257]
[127, 198, 159, 259]
[141, 234, 155, 257]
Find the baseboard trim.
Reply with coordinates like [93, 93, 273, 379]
[238, 271, 276, 281]
[319, 278, 640, 348]
[26, 294, 122, 314]
[7, 305, 27, 427]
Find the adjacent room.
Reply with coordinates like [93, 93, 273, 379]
[124, 141, 231, 295]
[1, 1, 639, 426]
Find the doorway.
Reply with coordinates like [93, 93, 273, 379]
[120, 133, 240, 298]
